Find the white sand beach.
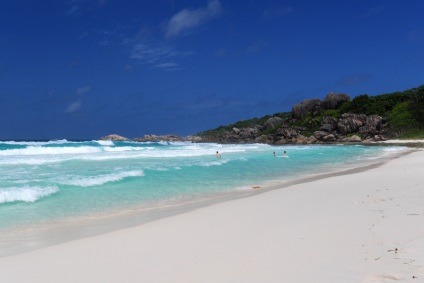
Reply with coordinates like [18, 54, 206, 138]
[380, 139, 424, 144]
[0, 149, 423, 282]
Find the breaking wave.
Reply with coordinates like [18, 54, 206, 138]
[59, 170, 144, 187]
[0, 186, 59, 203]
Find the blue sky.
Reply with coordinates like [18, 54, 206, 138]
[1, 0, 423, 140]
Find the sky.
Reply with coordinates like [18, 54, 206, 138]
[1, 0, 423, 140]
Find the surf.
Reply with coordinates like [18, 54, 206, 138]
[0, 140, 409, 231]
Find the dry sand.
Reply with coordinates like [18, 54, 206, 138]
[0, 149, 423, 282]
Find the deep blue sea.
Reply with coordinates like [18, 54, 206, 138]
[0, 140, 407, 231]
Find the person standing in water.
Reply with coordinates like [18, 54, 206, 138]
[216, 151, 221, 158]
[283, 151, 287, 157]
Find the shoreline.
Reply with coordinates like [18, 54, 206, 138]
[0, 146, 423, 281]
[0, 146, 416, 258]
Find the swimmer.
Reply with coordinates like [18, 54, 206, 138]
[216, 151, 221, 158]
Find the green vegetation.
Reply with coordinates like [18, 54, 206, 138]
[322, 109, 339, 118]
[388, 102, 416, 136]
[341, 90, 417, 116]
[341, 85, 424, 138]
[197, 85, 424, 139]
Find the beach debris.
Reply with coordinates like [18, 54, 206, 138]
[387, 248, 398, 254]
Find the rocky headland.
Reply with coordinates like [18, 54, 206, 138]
[100, 134, 201, 142]
[101, 85, 423, 145]
[196, 93, 388, 144]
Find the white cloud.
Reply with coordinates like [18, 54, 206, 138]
[155, 62, 180, 71]
[68, 0, 106, 16]
[165, 0, 223, 39]
[131, 44, 175, 63]
[130, 43, 192, 70]
[76, 86, 91, 95]
[65, 100, 82, 113]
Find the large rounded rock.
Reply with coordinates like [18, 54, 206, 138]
[294, 135, 308, 144]
[100, 134, 129, 141]
[291, 98, 321, 119]
[323, 134, 336, 142]
[276, 127, 299, 138]
[313, 131, 330, 140]
[307, 136, 318, 144]
[262, 117, 283, 130]
[342, 135, 362, 142]
[321, 93, 350, 109]
[319, 124, 333, 133]
[337, 113, 366, 134]
[321, 116, 338, 130]
[359, 115, 383, 136]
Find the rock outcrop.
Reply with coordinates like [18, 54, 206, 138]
[262, 117, 283, 130]
[321, 93, 350, 109]
[133, 134, 201, 142]
[291, 98, 321, 119]
[359, 115, 383, 136]
[341, 135, 362, 142]
[321, 116, 338, 131]
[291, 93, 349, 119]
[100, 134, 201, 142]
[337, 113, 367, 134]
[100, 134, 129, 141]
[198, 111, 387, 144]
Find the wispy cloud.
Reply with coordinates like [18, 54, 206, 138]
[67, 0, 108, 16]
[263, 5, 293, 19]
[65, 100, 82, 113]
[155, 62, 180, 71]
[130, 43, 192, 70]
[336, 74, 373, 86]
[164, 0, 223, 39]
[67, 5, 82, 16]
[76, 86, 91, 95]
[244, 41, 269, 54]
[65, 86, 90, 113]
[362, 5, 385, 17]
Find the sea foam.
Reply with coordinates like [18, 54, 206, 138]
[59, 170, 144, 187]
[95, 140, 114, 146]
[0, 146, 102, 156]
[0, 186, 59, 203]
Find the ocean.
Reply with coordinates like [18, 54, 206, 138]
[0, 140, 407, 233]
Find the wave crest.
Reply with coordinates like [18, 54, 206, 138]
[0, 186, 59, 204]
[60, 170, 144, 187]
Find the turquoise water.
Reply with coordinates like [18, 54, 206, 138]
[0, 140, 406, 230]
